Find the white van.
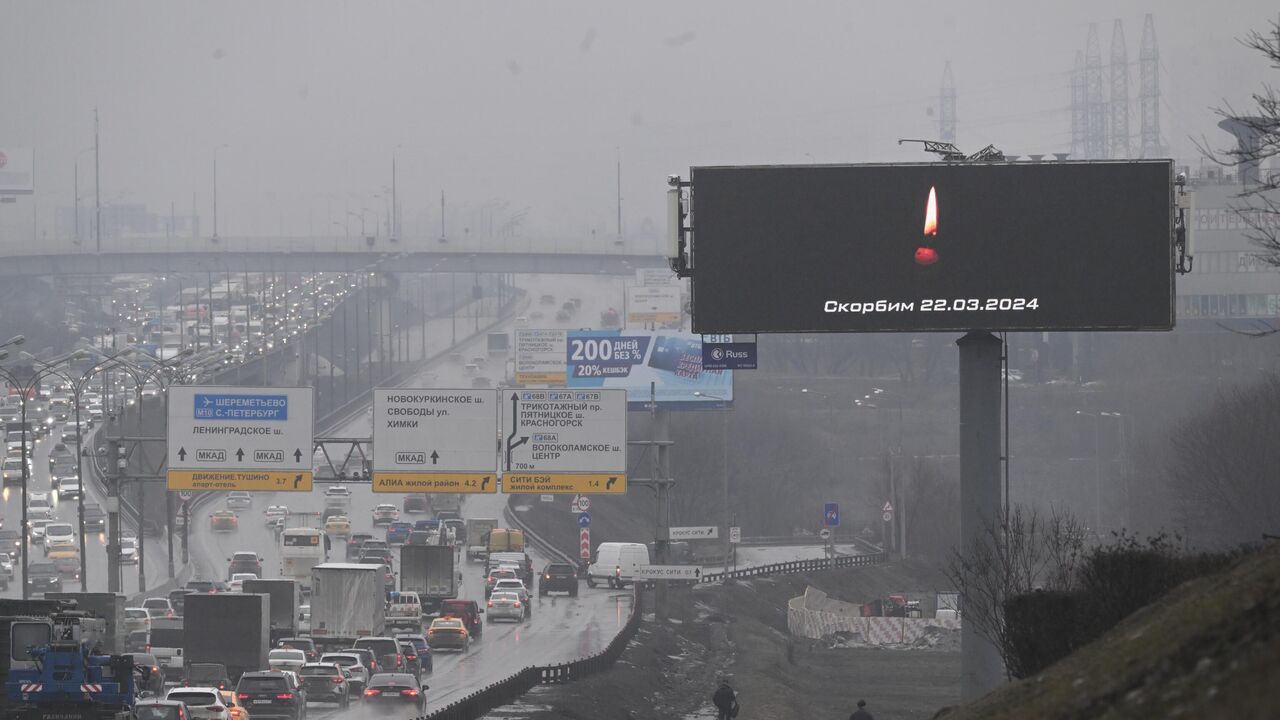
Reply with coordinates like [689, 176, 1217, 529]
[586, 542, 650, 589]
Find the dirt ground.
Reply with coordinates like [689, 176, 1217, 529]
[487, 561, 961, 720]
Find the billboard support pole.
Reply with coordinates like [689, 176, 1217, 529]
[957, 331, 1006, 699]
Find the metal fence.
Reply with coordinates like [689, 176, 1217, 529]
[700, 551, 888, 584]
[418, 588, 644, 720]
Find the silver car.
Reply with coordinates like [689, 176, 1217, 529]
[486, 591, 526, 622]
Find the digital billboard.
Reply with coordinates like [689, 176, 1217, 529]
[688, 161, 1174, 333]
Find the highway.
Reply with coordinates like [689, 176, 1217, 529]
[185, 274, 635, 716]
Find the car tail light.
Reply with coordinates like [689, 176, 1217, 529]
[513, 602, 521, 608]
[486, 601, 492, 608]
[396, 653, 403, 665]
[331, 677, 344, 684]
[275, 693, 294, 700]
[363, 688, 380, 697]
[615, 565, 621, 577]
[144, 644, 151, 652]
[237, 694, 249, 701]
[400, 689, 419, 697]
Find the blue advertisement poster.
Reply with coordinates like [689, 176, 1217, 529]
[566, 330, 733, 406]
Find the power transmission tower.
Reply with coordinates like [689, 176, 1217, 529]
[1109, 19, 1130, 159]
[1071, 51, 1087, 158]
[1085, 23, 1108, 159]
[940, 62, 957, 145]
[1139, 13, 1162, 157]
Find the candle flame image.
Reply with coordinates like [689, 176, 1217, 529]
[916, 185, 939, 266]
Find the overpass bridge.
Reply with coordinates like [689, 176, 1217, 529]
[0, 234, 671, 277]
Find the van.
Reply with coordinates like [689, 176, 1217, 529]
[586, 542, 650, 589]
[486, 529, 525, 555]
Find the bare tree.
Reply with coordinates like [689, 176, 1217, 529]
[943, 505, 1087, 678]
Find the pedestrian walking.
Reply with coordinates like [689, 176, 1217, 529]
[712, 678, 739, 720]
[849, 698, 875, 720]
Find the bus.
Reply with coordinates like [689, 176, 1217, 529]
[280, 527, 330, 590]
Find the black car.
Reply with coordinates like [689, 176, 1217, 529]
[125, 653, 166, 695]
[236, 671, 306, 720]
[168, 589, 193, 616]
[402, 495, 428, 514]
[185, 579, 229, 594]
[345, 533, 372, 561]
[341, 647, 380, 676]
[539, 562, 579, 597]
[26, 562, 61, 594]
[82, 505, 107, 532]
[362, 673, 425, 712]
[397, 641, 422, 676]
[297, 663, 349, 708]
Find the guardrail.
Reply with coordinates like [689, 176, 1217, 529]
[700, 551, 888, 584]
[418, 588, 644, 720]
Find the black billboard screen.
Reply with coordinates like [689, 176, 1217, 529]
[689, 161, 1174, 333]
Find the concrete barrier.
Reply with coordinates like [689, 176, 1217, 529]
[787, 586, 961, 646]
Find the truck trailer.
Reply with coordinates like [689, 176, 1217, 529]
[309, 563, 385, 652]
[182, 593, 269, 683]
[400, 545, 458, 617]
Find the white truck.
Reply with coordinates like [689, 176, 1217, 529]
[465, 518, 499, 562]
[308, 563, 385, 652]
[400, 545, 459, 617]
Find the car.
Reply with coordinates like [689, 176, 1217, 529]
[209, 511, 239, 532]
[185, 579, 229, 594]
[345, 533, 373, 560]
[319, 653, 369, 692]
[406, 530, 434, 546]
[323, 515, 350, 537]
[120, 536, 139, 564]
[225, 492, 252, 509]
[165, 687, 231, 720]
[323, 485, 351, 499]
[438, 598, 483, 639]
[59, 428, 81, 445]
[42, 522, 75, 549]
[263, 505, 288, 527]
[48, 550, 80, 579]
[127, 652, 167, 695]
[226, 551, 262, 579]
[267, 648, 306, 674]
[276, 637, 318, 662]
[26, 558, 62, 591]
[385, 521, 412, 545]
[402, 495, 429, 514]
[29, 519, 52, 544]
[425, 617, 469, 651]
[57, 483, 81, 501]
[471, 376, 492, 388]
[124, 607, 152, 634]
[393, 634, 432, 674]
[484, 568, 519, 598]
[492, 579, 532, 616]
[125, 629, 151, 654]
[235, 671, 305, 720]
[0, 530, 20, 556]
[217, 690, 249, 720]
[362, 672, 425, 712]
[396, 640, 423, 676]
[184, 662, 233, 692]
[135, 699, 190, 720]
[297, 663, 349, 708]
[351, 636, 404, 673]
[357, 547, 393, 567]
[82, 504, 107, 531]
[555, 308, 572, 321]
[169, 589, 195, 615]
[0, 552, 14, 578]
[371, 504, 399, 525]
[340, 647, 380, 677]
[540, 562, 579, 596]
[143, 597, 176, 619]
[27, 497, 53, 522]
[539, 294, 556, 305]
[486, 591, 526, 623]
[227, 572, 257, 593]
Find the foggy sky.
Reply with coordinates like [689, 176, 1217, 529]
[2, 1, 1274, 243]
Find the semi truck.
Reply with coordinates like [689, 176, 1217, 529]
[241, 578, 301, 642]
[309, 563, 385, 652]
[44, 592, 126, 653]
[400, 545, 458, 617]
[182, 593, 269, 683]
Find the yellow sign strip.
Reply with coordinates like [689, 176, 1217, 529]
[373, 472, 497, 494]
[514, 372, 568, 385]
[168, 470, 314, 492]
[502, 473, 627, 494]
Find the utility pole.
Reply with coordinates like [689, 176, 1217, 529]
[616, 147, 623, 244]
[106, 437, 122, 593]
[391, 149, 399, 241]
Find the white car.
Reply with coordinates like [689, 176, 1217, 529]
[29, 519, 52, 543]
[263, 505, 288, 527]
[324, 485, 351, 498]
[318, 652, 368, 691]
[226, 492, 252, 509]
[165, 687, 231, 720]
[57, 483, 82, 501]
[142, 597, 175, 619]
[486, 591, 527, 622]
[267, 648, 307, 674]
[42, 523, 75, 549]
[0, 552, 12, 577]
[119, 537, 139, 564]
[228, 572, 258, 593]
[492, 578, 531, 609]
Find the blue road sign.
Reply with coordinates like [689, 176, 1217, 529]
[194, 393, 289, 421]
[823, 502, 840, 527]
[578, 512, 592, 528]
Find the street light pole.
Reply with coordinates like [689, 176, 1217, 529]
[94, 108, 102, 253]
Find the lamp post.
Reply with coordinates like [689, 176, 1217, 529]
[73, 148, 94, 245]
[212, 144, 229, 242]
[693, 391, 731, 581]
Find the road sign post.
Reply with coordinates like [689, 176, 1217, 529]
[167, 386, 315, 491]
[634, 565, 703, 581]
[728, 526, 741, 543]
[371, 388, 498, 493]
[824, 501, 840, 528]
[579, 528, 591, 561]
[502, 389, 627, 494]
